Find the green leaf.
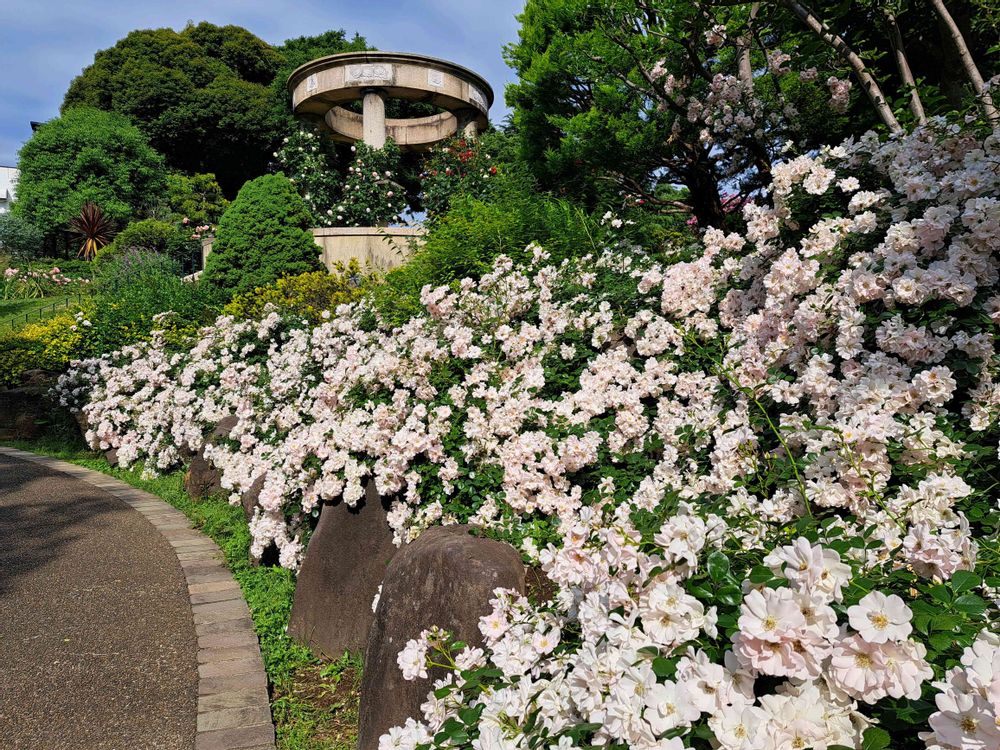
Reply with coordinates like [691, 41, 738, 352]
[928, 585, 952, 604]
[929, 632, 954, 651]
[861, 726, 891, 750]
[716, 584, 742, 607]
[950, 570, 980, 594]
[706, 551, 730, 582]
[749, 565, 773, 584]
[652, 656, 677, 678]
[954, 594, 987, 616]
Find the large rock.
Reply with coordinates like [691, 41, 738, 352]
[72, 410, 89, 440]
[183, 416, 238, 500]
[241, 474, 265, 523]
[0, 386, 47, 440]
[183, 453, 223, 499]
[287, 482, 396, 658]
[357, 526, 525, 750]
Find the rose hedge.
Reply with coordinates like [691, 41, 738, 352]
[57, 121, 999, 750]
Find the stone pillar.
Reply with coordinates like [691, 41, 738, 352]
[455, 109, 479, 141]
[362, 88, 387, 148]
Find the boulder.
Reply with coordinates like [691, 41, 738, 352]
[287, 482, 396, 658]
[0, 386, 47, 439]
[19, 369, 57, 387]
[72, 410, 89, 440]
[357, 526, 525, 750]
[182, 415, 238, 500]
[241, 474, 266, 523]
[183, 452, 224, 499]
[12, 410, 43, 439]
[104, 448, 119, 467]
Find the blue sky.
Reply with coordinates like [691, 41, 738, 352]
[0, 0, 526, 166]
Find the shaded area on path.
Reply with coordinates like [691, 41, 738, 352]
[0, 454, 197, 749]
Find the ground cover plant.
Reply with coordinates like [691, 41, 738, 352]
[55, 118, 1000, 749]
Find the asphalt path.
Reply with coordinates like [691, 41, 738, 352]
[0, 454, 197, 749]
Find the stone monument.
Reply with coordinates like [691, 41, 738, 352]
[284, 51, 494, 270]
[287, 51, 493, 149]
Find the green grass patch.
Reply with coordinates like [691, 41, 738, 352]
[0, 294, 82, 331]
[1, 435, 361, 750]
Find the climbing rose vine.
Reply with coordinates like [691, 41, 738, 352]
[334, 140, 408, 227]
[274, 123, 342, 227]
[57, 121, 1000, 749]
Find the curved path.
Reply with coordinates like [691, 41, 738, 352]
[0, 448, 275, 750]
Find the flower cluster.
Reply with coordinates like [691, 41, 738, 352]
[273, 123, 342, 226]
[420, 137, 500, 219]
[56, 121, 1000, 749]
[334, 140, 408, 227]
[2, 265, 90, 300]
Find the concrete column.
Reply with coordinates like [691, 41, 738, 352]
[362, 88, 387, 148]
[455, 109, 479, 141]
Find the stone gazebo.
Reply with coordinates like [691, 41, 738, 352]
[286, 51, 494, 270]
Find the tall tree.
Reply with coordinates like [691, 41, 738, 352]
[505, 0, 999, 227]
[14, 107, 166, 241]
[62, 23, 367, 196]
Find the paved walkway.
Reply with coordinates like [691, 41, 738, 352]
[0, 449, 275, 750]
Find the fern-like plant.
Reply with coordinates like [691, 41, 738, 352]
[69, 202, 115, 260]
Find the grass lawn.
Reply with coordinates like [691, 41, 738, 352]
[1, 435, 361, 750]
[0, 294, 82, 331]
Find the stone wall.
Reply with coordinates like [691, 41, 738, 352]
[200, 226, 425, 274]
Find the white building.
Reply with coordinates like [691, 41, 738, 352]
[0, 166, 18, 212]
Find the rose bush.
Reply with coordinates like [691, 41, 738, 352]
[332, 140, 408, 227]
[56, 120, 999, 749]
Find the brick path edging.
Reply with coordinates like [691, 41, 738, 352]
[0, 447, 277, 750]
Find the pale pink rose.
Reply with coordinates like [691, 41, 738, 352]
[847, 591, 913, 643]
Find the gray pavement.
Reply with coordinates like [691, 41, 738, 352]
[0, 454, 197, 749]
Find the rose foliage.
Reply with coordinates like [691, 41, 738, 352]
[57, 122, 1000, 750]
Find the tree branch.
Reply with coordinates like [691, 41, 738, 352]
[778, 0, 904, 133]
[885, 10, 927, 125]
[927, 0, 999, 125]
[736, 2, 761, 89]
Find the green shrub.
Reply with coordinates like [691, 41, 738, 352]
[163, 172, 229, 226]
[371, 191, 601, 326]
[0, 212, 45, 260]
[334, 140, 407, 227]
[0, 311, 84, 385]
[101, 219, 199, 266]
[87, 250, 215, 354]
[24, 258, 94, 280]
[222, 261, 374, 323]
[420, 131, 520, 219]
[273, 123, 340, 225]
[202, 173, 323, 300]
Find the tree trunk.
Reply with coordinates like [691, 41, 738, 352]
[736, 3, 761, 89]
[779, 0, 904, 133]
[684, 148, 726, 229]
[927, 0, 999, 125]
[886, 11, 927, 125]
